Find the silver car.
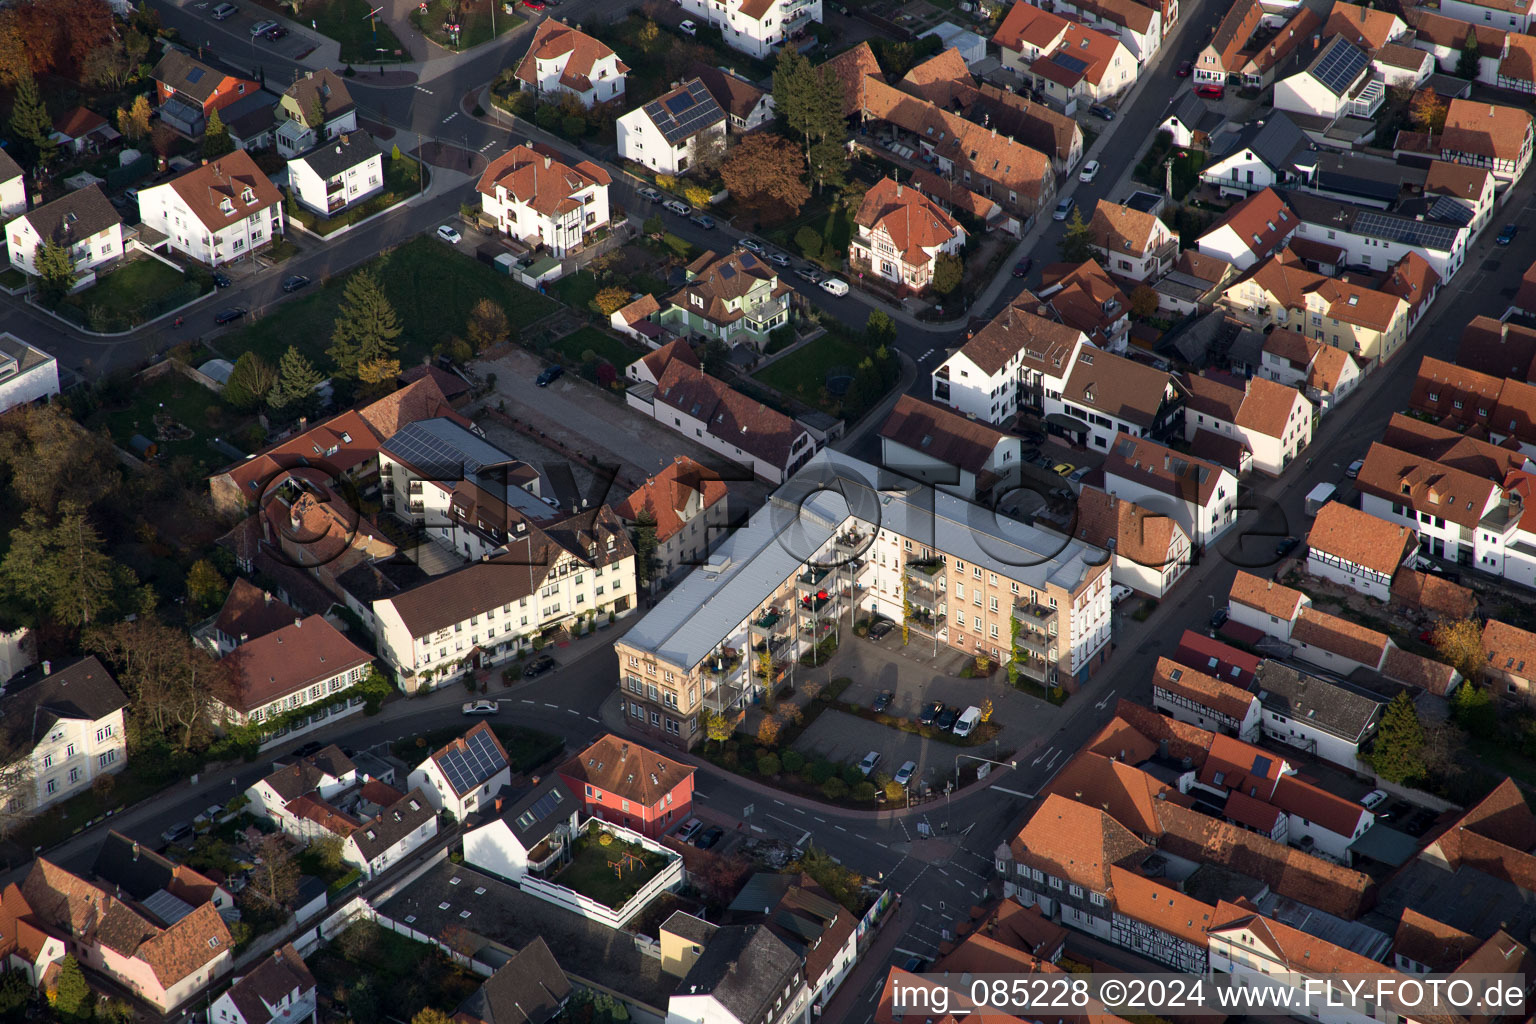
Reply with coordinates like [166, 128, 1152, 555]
[893, 760, 917, 786]
[211, 2, 237, 18]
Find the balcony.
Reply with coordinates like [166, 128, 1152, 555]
[750, 609, 785, 637]
[906, 585, 936, 612]
[1015, 630, 1051, 658]
[797, 587, 848, 614]
[1018, 656, 1051, 683]
[743, 294, 789, 329]
[796, 566, 832, 593]
[832, 529, 869, 556]
[907, 609, 942, 636]
[905, 559, 944, 579]
[708, 650, 742, 676]
[1013, 603, 1056, 629]
[407, 501, 425, 514]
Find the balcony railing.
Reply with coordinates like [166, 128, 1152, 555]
[1015, 630, 1050, 658]
[743, 295, 789, 327]
[750, 609, 784, 636]
[832, 529, 868, 555]
[1013, 603, 1056, 628]
[1019, 656, 1051, 683]
[797, 566, 832, 592]
[906, 586, 936, 611]
[905, 559, 944, 579]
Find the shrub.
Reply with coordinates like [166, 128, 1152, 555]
[821, 777, 848, 800]
[810, 759, 836, 784]
[853, 781, 876, 802]
[885, 780, 907, 802]
[756, 752, 781, 776]
[684, 185, 713, 208]
[841, 764, 864, 786]
[795, 226, 823, 257]
[781, 749, 806, 773]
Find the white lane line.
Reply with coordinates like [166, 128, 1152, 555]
[521, 699, 534, 704]
[774, 799, 785, 806]
[814, 816, 826, 822]
[414, 85, 433, 94]
[794, 807, 806, 815]
[921, 904, 935, 912]
[566, 708, 579, 715]
[876, 842, 890, 849]
[543, 703, 559, 708]
[586, 715, 600, 723]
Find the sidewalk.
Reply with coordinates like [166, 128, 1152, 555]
[818, 899, 915, 1022]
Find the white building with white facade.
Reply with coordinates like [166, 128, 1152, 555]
[675, 0, 822, 59]
[342, 787, 438, 878]
[1272, 38, 1381, 121]
[5, 184, 123, 277]
[1252, 658, 1383, 767]
[0, 150, 25, 224]
[286, 132, 383, 218]
[616, 79, 727, 175]
[1051, 0, 1162, 62]
[406, 722, 512, 820]
[1102, 434, 1238, 548]
[514, 20, 629, 108]
[1306, 501, 1416, 600]
[138, 150, 284, 268]
[208, 944, 317, 1024]
[475, 142, 611, 258]
[212, 616, 373, 745]
[0, 333, 59, 414]
[1437, 0, 1535, 33]
[931, 304, 1087, 425]
[1182, 373, 1314, 476]
[0, 657, 128, 815]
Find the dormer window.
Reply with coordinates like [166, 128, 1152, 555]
[220, 198, 235, 215]
[241, 187, 254, 204]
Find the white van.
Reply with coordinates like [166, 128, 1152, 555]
[952, 705, 982, 737]
[820, 278, 849, 297]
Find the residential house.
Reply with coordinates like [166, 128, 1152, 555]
[0, 149, 25, 223]
[461, 775, 580, 883]
[514, 21, 628, 108]
[275, 70, 357, 158]
[1153, 250, 1235, 316]
[690, 65, 775, 132]
[557, 734, 695, 838]
[993, 3, 1071, 70]
[1440, 97, 1534, 184]
[1498, 30, 1536, 92]
[244, 745, 361, 838]
[676, 0, 822, 59]
[453, 937, 571, 1024]
[1425, 160, 1496, 236]
[611, 294, 664, 344]
[1194, 1, 1263, 85]
[1284, 188, 1469, 281]
[1101, 433, 1238, 547]
[1039, 260, 1131, 351]
[1195, 188, 1298, 269]
[879, 394, 1022, 502]
[0, 332, 60, 415]
[1052, 0, 1162, 61]
[90, 831, 234, 920]
[1307, 501, 1417, 599]
[1158, 91, 1222, 149]
[668, 925, 810, 1024]
[1484, 619, 1536, 704]
[1272, 39, 1382, 122]
[1151, 655, 1260, 740]
[1380, 251, 1442, 330]
[21, 858, 232, 1012]
[1234, 6, 1326, 88]
[933, 297, 1088, 423]
[1087, 200, 1178, 282]
[151, 50, 261, 136]
[1258, 332, 1363, 413]
[617, 79, 727, 175]
[1325, 1, 1408, 51]
[51, 108, 118, 157]
[220, 89, 282, 151]
[740, 876, 858, 1015]
[1374, 43, 1436, 86]
[208, 944, 316, 1024]
[1026, 21, 1139, 104]
[614, 449, 1112, 748]
[613, 455, 732, 587]
[1251, 657, 1383, 767]
[1404, 12, 1506, 85]
[212, 616, 373, 744]
[1199, 116, 1315, 199]
[0, 882, 66, 986]
[659, 249, 791, 348]
[1437, 0, 1536, 33]
[476, 142, 611, 257]
[907, 169, 1004, 233]
[1068, 488, 1192, 598]
[1226, 570, 1305, 641]
[1458, 315, 1536, 380]
[0, 657, 127, 815]
[1046, 349, 1185, 451]
[849, 177, 966, 293]
[1354, 438, 1504, 565]
[625, 337, 699, 386]
[341, 787, 438, 878]
[286, 132, 383, 218]
[407, 722, 512, 820]
[1180, 372, 1313, 475]
[5, 185, 123, 277]
[138, 150, 285, 268]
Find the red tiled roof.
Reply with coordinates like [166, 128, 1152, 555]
[162, 150, 281, 233]
[1394, 908, 1483, 972]
[652, 359, 805, 472]
[1324, 1, 1403, 50]
[559, 734, 694, 807]
[1354, 441, 1499, 531]
[1043, 750, 1179, 837]
[1085, 699, 1215, 767]
[1290, 606, 1389, 667]
[854, 177, 963, 267]
[1228, 570, 1305, 621]
[1306, 501, 1416, 576]
[1444, 98, 1533, 165]
[1173, 630, 1260, 688]
[1382, 645, 1460, 696]
[822, 42, 884, 117]
[1071, 488, 1185, 567]
[1153, 656, 1255, 724]
[1009, 793, 1152, 893]
[1391, 569, 1477, 620]
[1272, 775, 1368, 836]
[1104, 433, 1229, 508]
[994, 1, 1071, 52]
[221, 615, 372, 713]
[1108, 865, 1215, 945]
[613, 455, 729, 544]
[476, 142, 610, 218]
[1201, 188, 1297, 260]
[514, 21, 627, 94]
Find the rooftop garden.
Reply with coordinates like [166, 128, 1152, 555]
[553, 826, 671, 908]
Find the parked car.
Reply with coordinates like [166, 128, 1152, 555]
[1052, 196, 1075, 221]
[1209, 607, 1228, 629]
[263, 24, 288, 39]
[738, 238, 765, 254]
[1275, 536, 1301, 557]
[676, 818, 704, 842]
[1176, 60, 1193, 76]
[935, 706, 959, 731]
[820, 278, 849, 296]
[691, 213, 716, 230]
[857, 750, 881, 776]
[535, 365, 564, 387]
[679, 18, 698, 35]
[872, 689, 894, 712]
[695, 826, 725, 849]
[765, 252, 791, 267]
[437, 224, 462, 244]
[1195, 83, 1225, 99]
[1013, 256, 1032, 277]
[211, 2, 237, 18]
[194, 804, 224, 827]
[1498, 224, 1519, 246]
[281, 274, 310, 292]
[1345, 458, 1364, 479]
[161, 823, 193, 845]
[1068, 466, 1092, 485]
[893, 760, 917, 786]
[1052, 463, 1075, 476]
[1360, 789, 1388, 811]
[1111, 584, 1133, 604]
[1089, 104, 1115, 120]
[462, 699, 499, 715]
[523, 654, 556, 677]
[867, 620, 895, 641]
[1079, 159, 1101, 182]
[522, 0, 546, 9]
[214, 307, 247, 325]
[792, 265, 823, 283]
[638, 186, 664, 203]
[663, 199, 693, 216]
[250, 19, 278, 36]
[212, 271, 231, 288]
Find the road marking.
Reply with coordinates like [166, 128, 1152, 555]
[876, 842, 890, 849]
[990, 785, 1032, 798]
[479, 141, 496, 152]
[543, 702, 559, 708]
[937, 868, 951, 877]
[414, 85, 434, 94]
[586, 715, 600, 723]
[794, 807, 806, 815]
[921, 904, 935, 912]
[1032, 746, 1054, 767]
[814, 816, 826, 822]
[441, 113, 457, 124]
[521, 699, 534, 704]
[835, 825, 847, 832]
[774, 799, 785, 806]
[1095, 688, 1117, 710]
[566, 708, 579, 715]
[1045, 748, 1064, 769]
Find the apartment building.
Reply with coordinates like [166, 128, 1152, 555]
[931, 299, 1087, 424]
[879, 394, 1023, 502]
[1046, 349, 1185, 451]
[1102, 433, 1238, 547]
[212, 616, 373, 745]
[675, 0, 822, 58]
[1180, 372, 1314, 475]
[138, 150, 284, 268]
[613, 455, 732, 588]
[1065, 489, 1192, 598]
[613, 450, 1111, 749]
[476, 141, 611, 258]
[286, 132, 382, 217]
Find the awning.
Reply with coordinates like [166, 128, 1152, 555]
[1046, 412, 1089, 434]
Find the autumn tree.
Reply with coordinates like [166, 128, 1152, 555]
[250, 832, 299, 905]
[1410, 90, 1447, 134]
[757, 714, 782, 747]
[83, 42, 130, 89]
[465, 297, 510, 351]
[1058, 208, 1094, 264]
[594, 287, 631, 317]
[186, 559, 228, 612]
[201, 107, 233, 161]
[33, 240, 77, 306]
[1431, 618, 1486, 680]
[0, 402, 120, 513]
[329, 270, 402, 376]
[702, 707, 733, 746]
[223, 351, 276, 410]
[1130, 284, 1160, 319]
[721, 133, 810, 216]
[117, 94, 153, 143]
[356, 357, 402, 389]
[1366, 691, 1426, 785]
[268, 345, 325, 415]
[410, 1007, 453, 1024]
[931, 253, 963, 297]
[87, 616, 232, 750]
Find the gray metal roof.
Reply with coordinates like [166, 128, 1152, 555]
[381, 418, 552, 519]
[1252, 660, 1384, 741]
[622, 449, 1106, 670]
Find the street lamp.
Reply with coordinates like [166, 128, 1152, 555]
[947, 753, 1018, 829]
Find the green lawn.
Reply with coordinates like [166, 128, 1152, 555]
[56, 259, 210, 333]
[94, 371, 243, 474]
[0, 267, 27, 292]
[391, 723, 564, 772]
[220, 235, 555, 371]
[309, 922, 480, 1020]
[761, 199, 854, 265]
[410, 0, 522, 49]
[552, 269, 598, 310]
[308, 0, 410, 62]
[753, 333, 867, 399]
[554, 833, 668, 907]
[553, 326, 637, 368]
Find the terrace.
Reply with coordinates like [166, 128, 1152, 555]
[550, 829, 672, 910]
[1013, 602, 1057, 628]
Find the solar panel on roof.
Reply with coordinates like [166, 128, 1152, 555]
[1353, 209, 1459, 250]
[720, 265, 735, 279]
[664, 92, 694, 116]
[740, 252, 758, 268]
[1053, 53, 1087, 74]
[1252, 755, 1272, 777]
[1426, 194, 1473, 226]
[514, 786, 565, 832]
[186, 67, 205, 84]
[1311, 40, 1368, 95]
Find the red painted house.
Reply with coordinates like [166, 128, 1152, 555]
[558, 734, 694, 838]
[151, 50, 262, 137]
[1172, 629, 1261, 689]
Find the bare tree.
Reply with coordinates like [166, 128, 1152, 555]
[251, 832, 300, 906]
[0, 730, 37, 839]
[86, 618, 234, 750]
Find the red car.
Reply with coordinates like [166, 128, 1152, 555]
[522, 0, 545, 9]
[1195, 83, 1225, 99]
[1176, 60, 1192, 76]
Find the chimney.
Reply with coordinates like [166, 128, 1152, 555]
[263, 590, 272, 605]
[306, 70, 314, 79]
[294, 617, 303, 628]
[132, 842, 140, 861]
[41, 660, 50, 676]
[298, 416, 308, 431]
[201, 158, 208, 166]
